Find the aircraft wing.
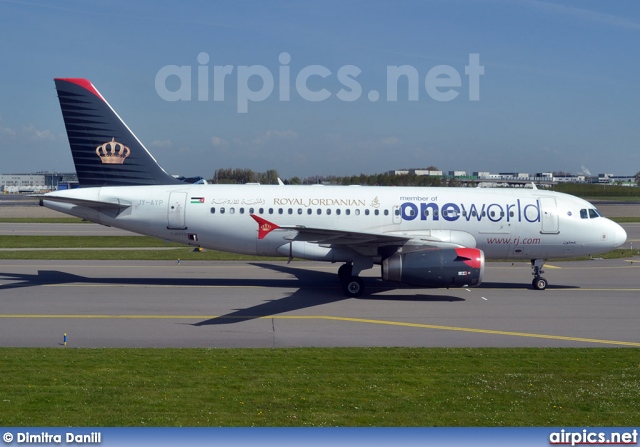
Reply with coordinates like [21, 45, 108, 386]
[250, 214, 464, 250]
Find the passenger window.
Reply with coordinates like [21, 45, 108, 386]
[278, 208, 283, 215]
[268, 208, 273, 214]
[317, 209, 322, 215]
[240, 208, 245, 214]
[288, 208, 293, 215]
[298, 208, 303, 215]
[307, 209, 312, 215]
[355, 209, 360, 216]
[365, 209, 370, 216]
[220, 207, 225, 214]
[384, 210, 389, 216]
[259, 208, 264, 214]
[336, 209, 341, 215]
[210, 207, 216, 214]
[580, 209, 588, 219]
[346, 209, 351, 216]
[249, 208, 254, 214]
[374, 209, 379, 216]
[230, 208, 235, 214]
[327, 209, 332, 215]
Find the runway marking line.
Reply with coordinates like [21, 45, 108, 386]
[1, 314, 640, 347]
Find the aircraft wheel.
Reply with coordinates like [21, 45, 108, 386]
[342, 276, 364, 298]
[532, 277, 548, 290]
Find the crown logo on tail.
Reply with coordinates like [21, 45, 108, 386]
[96, 138, 130, 164]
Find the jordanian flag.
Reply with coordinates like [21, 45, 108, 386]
[190, 197, 205, 204]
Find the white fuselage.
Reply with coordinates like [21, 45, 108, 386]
[43, 184, 626, 263]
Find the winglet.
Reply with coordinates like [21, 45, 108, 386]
[250, 214, 280, 239]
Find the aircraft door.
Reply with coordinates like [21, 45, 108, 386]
[167, 192, 187, 229]
[392, 205, 402, 224]
[539, 197, 559, 234]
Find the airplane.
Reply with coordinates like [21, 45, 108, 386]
[41, 78, 627, 297]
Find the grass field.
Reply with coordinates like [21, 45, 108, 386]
[1, 347, 640, 427]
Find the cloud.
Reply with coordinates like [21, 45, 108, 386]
[22, 124, 54, 141]
[150, 139, 172, 148]
[211, 130, 298, 149]
[0, 125, 16, 137]
[380, 136, 401, 146]
[518, 0, 640, 30]
[211, 136, 229, 148]
[251, 130, 298, 146]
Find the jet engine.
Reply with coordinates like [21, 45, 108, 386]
[382, 248, 485, 288]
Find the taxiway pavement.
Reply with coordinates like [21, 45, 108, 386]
[1, 259, 639, 348]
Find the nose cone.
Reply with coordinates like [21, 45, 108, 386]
[612, 221, 627, 248]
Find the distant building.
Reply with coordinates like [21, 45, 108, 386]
[1, 172, 77, 192]
[499, 172, 530, 179]
[413, 169, 442, 176]
[553, 174, 585, 183]
[597, 174, 636, 185]
[1, 174, 46, 192]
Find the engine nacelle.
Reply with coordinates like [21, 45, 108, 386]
[382, 248, 484, 288]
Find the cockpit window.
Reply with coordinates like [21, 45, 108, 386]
[581, 208, 602, 219]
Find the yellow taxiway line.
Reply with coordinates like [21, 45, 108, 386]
[1, 314, 639, 347]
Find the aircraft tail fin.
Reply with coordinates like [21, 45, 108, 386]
[54, 78, 181, 187]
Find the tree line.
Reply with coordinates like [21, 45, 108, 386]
[210, 168, 461, 187]
[209, 169, 640, 195]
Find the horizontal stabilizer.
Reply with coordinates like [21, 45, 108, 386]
[40, 195, 131, 211]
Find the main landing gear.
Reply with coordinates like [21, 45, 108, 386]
[531, 259, 548, 290]
[338, 263, 364, 298]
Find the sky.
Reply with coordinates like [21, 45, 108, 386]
[0, 0, 639, 180]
